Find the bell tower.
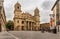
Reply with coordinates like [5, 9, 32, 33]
[34, 7, 40, 30]
[34, 7, 40, 21]
[14, 2, 22, 18]
[14, 2, 22, 13]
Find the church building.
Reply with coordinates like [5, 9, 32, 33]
[14, 2, 40, 31]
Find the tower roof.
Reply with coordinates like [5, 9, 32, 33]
[34, 7, 39, 11]
[14, 1, 21, 7]
[34, 7, 40, 16]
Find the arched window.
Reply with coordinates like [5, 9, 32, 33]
[22, 21, 24, 24]
[17, 20, 19, 23]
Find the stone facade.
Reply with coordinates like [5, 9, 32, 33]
[51, 0, 60, 31]
[14, 2, 40, 31]
[40, 23, 50, 30]
[0, 0, 6, 31]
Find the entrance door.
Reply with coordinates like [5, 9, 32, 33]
[16, 26, 20, 31]
[22, 26, 24, 30]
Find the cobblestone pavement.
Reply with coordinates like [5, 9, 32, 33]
[0, 31, 60, 39]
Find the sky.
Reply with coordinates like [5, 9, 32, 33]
[4, 0, 56, 23]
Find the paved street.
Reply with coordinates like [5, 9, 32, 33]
[0, 31, 60, 39]
[0, 31, 17, 39]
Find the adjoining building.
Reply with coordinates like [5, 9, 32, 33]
[0, 0, 6, 31]
[51, 0, 60, 32]
[40, 23, 50, 31]
[13, 2, 40, 31]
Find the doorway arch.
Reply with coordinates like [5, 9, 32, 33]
[16, 26, 20, 31]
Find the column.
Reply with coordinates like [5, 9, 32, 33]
[29, 22, 30, 30]
[31, 22, 32, 31]
[26, 21, 28, 30]
[32, 22, 34, 31]
[28, 21, 29, 30]
[25, 21, 26, 30]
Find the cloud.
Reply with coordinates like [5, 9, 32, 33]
[4, 0, 17, 21]
[40, 10, 51, 23]
[41, 0, 56, 10]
